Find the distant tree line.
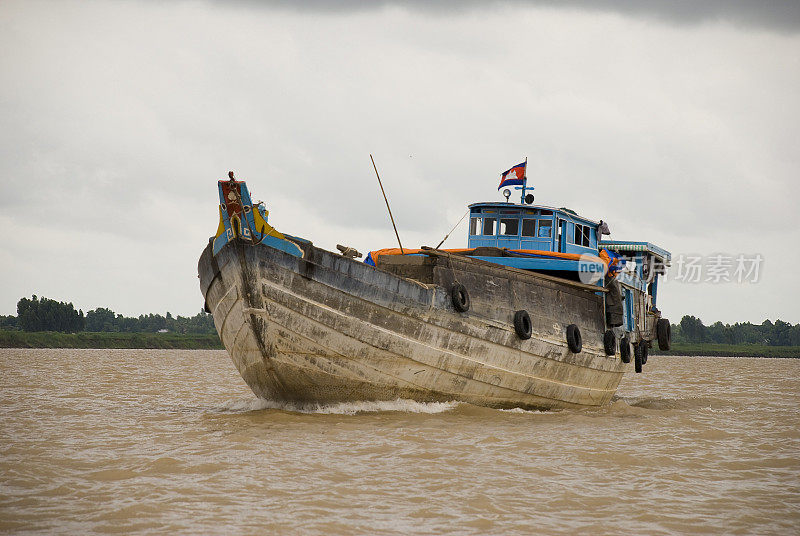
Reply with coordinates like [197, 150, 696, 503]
[0, 295, 215, 334]
[3, 296, 799, 345]
[673, 315, 800, 346]
[15, 296, 84, 332]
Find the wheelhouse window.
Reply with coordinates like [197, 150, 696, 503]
[538, 219, 552, 238]
[482, 217, 496, 236]
[573, 223, 591, 247]
[470, 217, 480, 235]
[499, 218, 519, 236]
[521, 219, 536, 237]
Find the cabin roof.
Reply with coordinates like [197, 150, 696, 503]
[468, 202, 600, 225]
[599, 240, 671, 262]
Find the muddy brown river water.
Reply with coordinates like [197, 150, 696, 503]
[1, 349, 798, 535]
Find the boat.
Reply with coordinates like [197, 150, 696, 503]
[198, 168, 671, 410]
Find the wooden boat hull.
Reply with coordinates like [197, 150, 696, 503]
[198, 238, 627, 410]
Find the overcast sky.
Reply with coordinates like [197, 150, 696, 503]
[1, 0, 798, 324]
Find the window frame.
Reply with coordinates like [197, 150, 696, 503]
[537, 219, 552, 238]
[499, 217, 519, 236]
[521, 218, 536, 237]
[469, 217, 480, 236]
[482, 217, 497, 236]
[572, 223, 591, 247]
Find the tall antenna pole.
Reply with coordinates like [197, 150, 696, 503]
[370, 154, 404, 254]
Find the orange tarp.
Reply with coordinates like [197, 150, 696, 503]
[369, 248, 606, 265]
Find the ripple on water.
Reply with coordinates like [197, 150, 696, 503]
[1, 350, 799, 535]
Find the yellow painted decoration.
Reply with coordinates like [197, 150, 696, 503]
[253, 207, 285, 241]
[215, 203, 285, 243]
[215, 206, 226, 239]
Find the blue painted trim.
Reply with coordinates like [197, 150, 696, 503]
[262, 235, 303, 257]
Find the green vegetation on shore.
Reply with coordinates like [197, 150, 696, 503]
[0, 295, 223, 349]
[0, 330, 223, 349]
[653, 315, 800, 357]
[2, 295, 216, 335]
[672, 315, 800, 346]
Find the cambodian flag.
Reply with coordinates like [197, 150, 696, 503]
[498, 161, 527, 190]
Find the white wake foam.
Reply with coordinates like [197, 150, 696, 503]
[498, 407, 549, 414]
[217, 397, 460, 415]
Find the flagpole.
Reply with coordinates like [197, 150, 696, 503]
[520, 156, 528, 204]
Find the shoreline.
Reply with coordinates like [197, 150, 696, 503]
[0, 330, 223, 350]
[651, 343, 800, 359]
[2, 330, 798, 357]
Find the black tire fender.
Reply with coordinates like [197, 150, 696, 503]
[657, 318, 671, 351]
[566, 324, 582, 353]
[620, 336, 631, 363]
[513, 310, 532, 340]
[451, 283, 470, 313]
[634, 343, 644, 373]
[603, 330, 616, 356]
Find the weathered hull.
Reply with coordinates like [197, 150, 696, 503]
[198, 238, 627, 410]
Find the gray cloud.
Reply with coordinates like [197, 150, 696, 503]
[229, 0, 800, 32]
[1, 0, 798, 324]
